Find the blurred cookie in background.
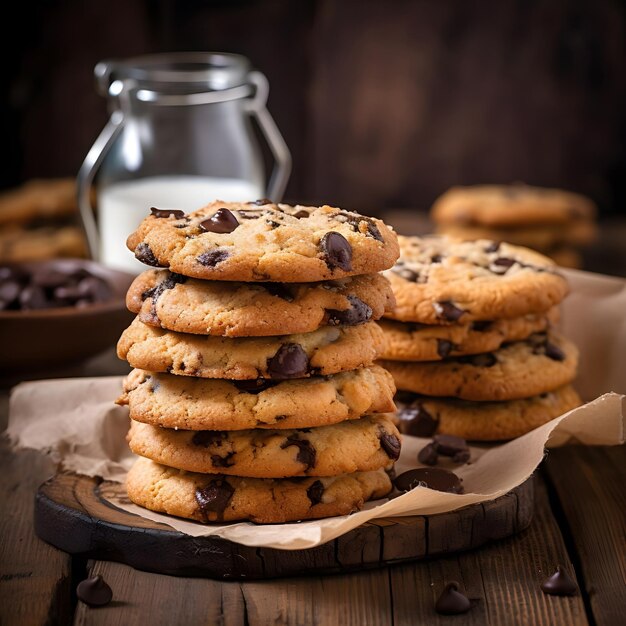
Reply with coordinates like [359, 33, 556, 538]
[431, 184, 598, 268]
[0, 178, 88, 262]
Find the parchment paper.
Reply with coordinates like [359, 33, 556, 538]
[6, 269, 625, 550]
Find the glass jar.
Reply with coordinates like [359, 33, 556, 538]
[78, 52, 291, 273]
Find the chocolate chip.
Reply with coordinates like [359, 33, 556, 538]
[76, 575, 113, 607]
[192, 431, 226, 448]
[237, 209, 263, 219]
[19, 284, 48, 310]
[306, 480, 324, 505]
[433, 300, 465, 322]
[458, 352, 497, 367]
[541, 566, 579, 596]
[392, 267, 422, 282]
[0, 280, 20, 308]
[431, 254, 443, 263]
[267, 343, 310, 379]
[141, 272, 187, 313]
[397, 404, 438, 437]
[436, 339, 455, 358]
[393, 468, 464, 493]
[433, 434, 469, 459]
[233, 378, 278, 394]
[336, 211, 384, 242]
[293, 210, 310, 219]
[490, 257, 517, 274]
[471, 320, 493, 332]
[485, 241, 501, 253]
[258, 283, 294, 302]
[197, 249, 229, 267]
[150, 207, 185, 219]
[250, 198, 273, 206]
[195, 478, 235, 520]
[326, 295, 372, 326]
[135, 243, 163, 267]
[544, 341, 566, 361]
[320, 232, 352, 271]
[281, 436, 316, 469]
[31, 268, 69, 289]
[418, 443, 438, 466]
[199, 208, 240, 234]
[211, 453, 235, 468]
[379, 430, 401, 460]
[435, 581, 471, 615]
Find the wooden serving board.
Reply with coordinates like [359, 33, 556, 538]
[34, 473, 534, 580]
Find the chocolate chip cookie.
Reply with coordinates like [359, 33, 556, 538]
[118, 317, 385, 379]
[380, 308, 559, 361]
[431, 184, 596, 227]
[385, 235, 569, 324]
[126, 457, 392, 523]
[394, 385, 582, 440]
[126, 201, 399, 282]
[380, 331, 578, 401]
[118, 365, 396, 430]
[127, 414, 401, 478]
[127, 269, 394, 337]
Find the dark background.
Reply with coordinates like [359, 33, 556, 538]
[2, 0, 625, 215]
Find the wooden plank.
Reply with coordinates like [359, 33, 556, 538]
[73, 560, 393, 626]
[0, 442, 73, 626]
[544, 445, 626, 626]
[389, 477, 588, 625]
[73, 561, 245, 626]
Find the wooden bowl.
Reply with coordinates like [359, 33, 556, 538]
[0, 259, 135, 372]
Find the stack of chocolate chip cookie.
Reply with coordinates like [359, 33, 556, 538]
[378, 235, 582, 441]
[431, 184, 598, 268]
[116, 200, 402, 524]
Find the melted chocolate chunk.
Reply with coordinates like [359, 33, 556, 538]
[338, 213, 383, 242]
[281, 436, 316, 468]
[433, 434, 469, 458]
[484, 241, 501, 253]
[544, 341, 566, 361]
[197, 249, 229, 267]
[379, 430, 401, 460]
[436, 339, 455, 359]
[211, 453, 235, 468]
[192, 431, 226, 448]
[435, 581, 471, 615]
[397, 404, 439, 437]
[258, 283, 295, 302]
[431, 254, 443, 263]
[471, 320, 493, 332]
[150, 207, 185, 219]
[417, 443, 438, 466]
[135, 243, 163, 267]
[306, 480, 324, 505]
[76, 575, 113, 607]
[267, 343, 310, 379]
[394, 467, 464, 493]
[195, 478, 235, 520]
[237, 209, 263, 219]
[233, 378, 278, 394]
[320, 232, 353, 271]
[141, 272, 187, 310]
[250, 198, 273, 206]
[326, 295, 372, 326]
[199, 208, 240, 234]
[541, 566, 579, 596]
[433, 300, 466, 322]
[392, 267, 420, 282]
[458, 352, 497, 367]
[292, 210, 310, 219]
[490, 257, 517, 274]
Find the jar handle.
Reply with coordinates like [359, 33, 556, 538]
[76, 109, 125, 259]
[245, 71, 292, 201]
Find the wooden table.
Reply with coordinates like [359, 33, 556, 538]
[1, 351, 624, 626]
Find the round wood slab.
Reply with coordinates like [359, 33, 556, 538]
[34, 473, 534, 580]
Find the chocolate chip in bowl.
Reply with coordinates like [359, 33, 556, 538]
[0, 258, 135, 373]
